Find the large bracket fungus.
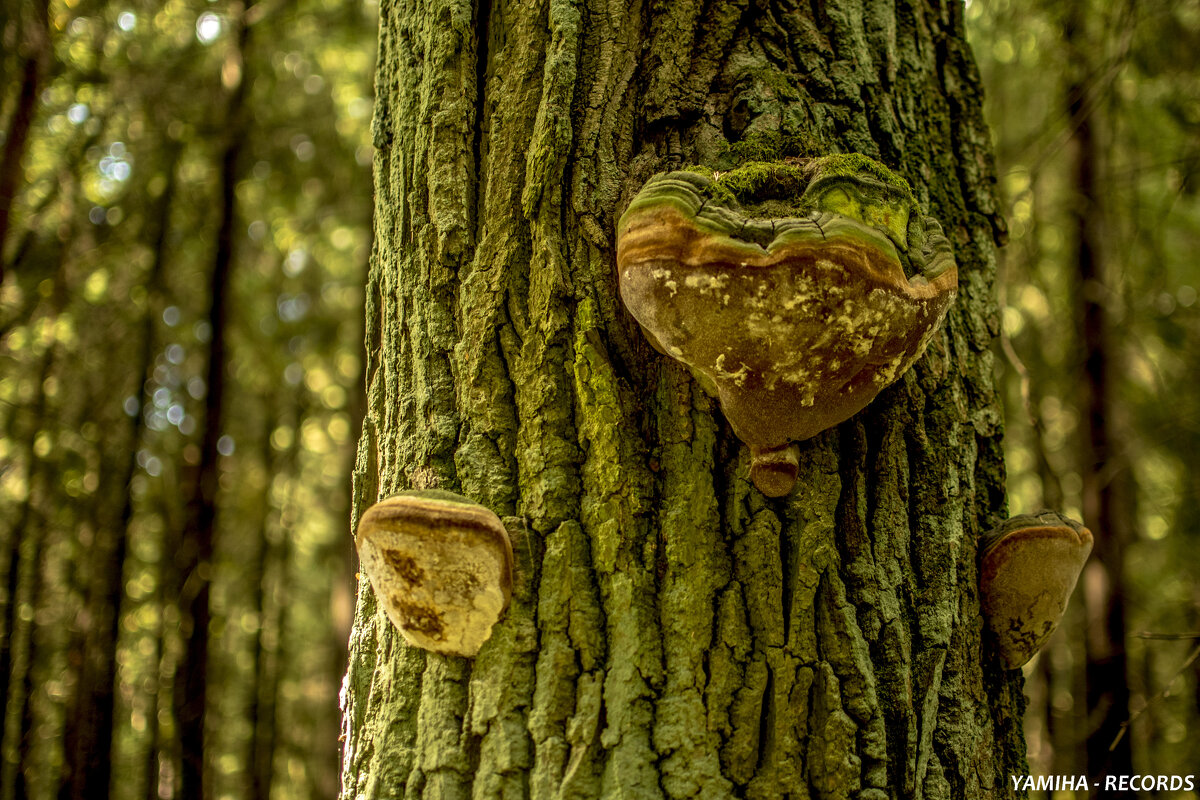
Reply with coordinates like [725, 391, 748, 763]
[354, 490, 513, 658]
[616, 156, 958, 496]
[979, 511, 1094, 669]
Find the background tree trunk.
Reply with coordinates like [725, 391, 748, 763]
[1061, 5, 1135, 782]
[56, 139, 180, 800]
[340, 1, 1023, 797]
[0, 0, 49, 276]
[174, 10, 252, 798]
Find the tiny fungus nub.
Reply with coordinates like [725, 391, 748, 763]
[979, 511, 1093, 669]
[354, 490, 513, 658]
[616, 158, 957, 497]
[749, 443, 801, 498]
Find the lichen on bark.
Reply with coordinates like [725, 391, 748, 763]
[341, 0, 1024, 798]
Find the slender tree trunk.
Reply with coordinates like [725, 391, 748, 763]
[249, 549, 286, 800]
[0, 354, 51, 769]
[2, 189, 73, 800]
[247, 397, 295, 800]
[341, 1, 1021, 798]
[1074, 107, 1134, 784]
[0, 357, 52, 800]
[174, 10, 251, 798]
[254, 530, 291, 800]
[56, 142, 180, 800]
[0, 0, 49, 276]
[1062, 12, 1134, 782]
[246, 414, 277, 800]
[10, 532, 48, 800]
[147, 488, 182, 800]
[144, 616, 167, 800]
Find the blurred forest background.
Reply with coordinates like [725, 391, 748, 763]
[0, 0, 1198, 799]
[970, 0, 1200, 788]
[0, 0, 375, 798]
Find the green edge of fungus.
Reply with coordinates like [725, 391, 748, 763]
[679, 154, 915, 221]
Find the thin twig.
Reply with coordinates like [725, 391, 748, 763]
[1131, 632, 1200, 640]
[996, 264, 1066, 507]
[1108, 641, 1200, 752]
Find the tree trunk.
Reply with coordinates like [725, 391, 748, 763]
[0, 356, 51, 775]
[2, 191, 73, 800]
[0, 356, 52, 800]
[174, 11, 251, 798]
[247, 395, 299, 800]
[0, 0, 49, 277]
[340, 1, 1022, 798]
[1071, 80, 1134, 790]
[57, 140, 181, 800]
[147, 487, 184, 800]
[246, 413, 279, 800]
[1060, 6, 1134, 782]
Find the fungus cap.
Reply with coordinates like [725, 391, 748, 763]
[979, 511, 1093, 669]
[617, 161, 957, 496]
[355, 490, 513, 657]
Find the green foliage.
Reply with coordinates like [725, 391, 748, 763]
[0, 0, 376, 797]
[968, 0, 1200, 779]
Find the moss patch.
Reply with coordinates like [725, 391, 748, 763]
[693, 161, 810, 216]
[717, 130, 820, 169]
[811, 153, 915, 204]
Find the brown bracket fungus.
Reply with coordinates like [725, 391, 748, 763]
[354, 490, 513, 658]
[616, 156, 957, 497]
[979, 511, 1093, 669]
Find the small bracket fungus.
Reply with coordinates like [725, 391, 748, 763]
[616, 156, 957, 496]
[979, 511, 1093, 669]
[354, 490, 513, 658]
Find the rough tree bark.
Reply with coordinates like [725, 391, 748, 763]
[340, 1, 1024, 798]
